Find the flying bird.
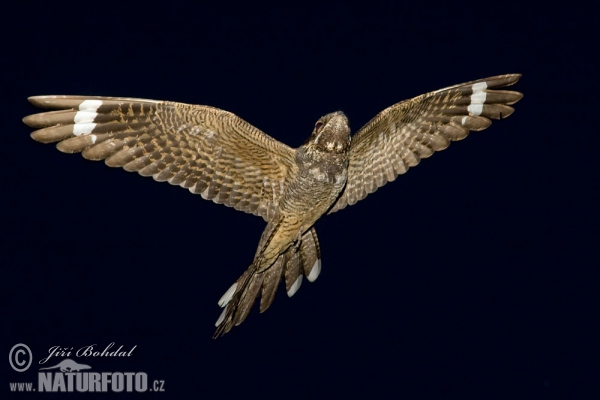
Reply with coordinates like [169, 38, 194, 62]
[23, 74, 523, 338]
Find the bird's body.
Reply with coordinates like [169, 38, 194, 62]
[214, 112, 351, 335]
[23, 74, 523, 337]
[258, 143, 346, 270]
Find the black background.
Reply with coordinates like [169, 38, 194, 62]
[2, 1, 598, 399]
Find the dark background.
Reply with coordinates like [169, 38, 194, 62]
[2, 1, 598, 399]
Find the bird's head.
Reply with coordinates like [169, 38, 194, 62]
[307, 111, 351, 154]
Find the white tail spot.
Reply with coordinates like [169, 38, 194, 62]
[218, 282, 237, 307]
[287, 275, 303, 297]
[307, 259, 321, 282]
[215, 305, 228, 327]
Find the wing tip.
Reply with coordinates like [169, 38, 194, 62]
[27, 95, 61, 108]
[22, 114, 36, 127]
[506, 73, 522, 85]
[494, 73, 522, 87]
[511, 90, 524, 103]
[29, 130, 45, 143]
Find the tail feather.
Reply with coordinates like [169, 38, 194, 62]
[213, 265, 263, 338]
[259, 255, 285, 312]
[213, 227, 323, 338]
[235, 272, 265, 326]
[284, 250, 302, 297]
[300, 228, 321, 282]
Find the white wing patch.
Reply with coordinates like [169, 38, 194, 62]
[73, 100, 102, 136]
[467, 82, 487, 116]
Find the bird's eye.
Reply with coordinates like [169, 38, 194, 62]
[315, 121, 324, 132]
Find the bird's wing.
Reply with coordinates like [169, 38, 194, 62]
[24, 96, 297, 221]
[328, 74, 523, 214]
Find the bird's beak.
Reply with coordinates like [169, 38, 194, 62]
[326, 112, 348, 131]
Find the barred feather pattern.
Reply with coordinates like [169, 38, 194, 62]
[24, 96, 297, 221]
[24, 74, 522, 338]
[328, 74, 523, 213]
[214, 227, 321, 337]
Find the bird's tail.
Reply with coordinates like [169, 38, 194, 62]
[213, 227, 322, 338]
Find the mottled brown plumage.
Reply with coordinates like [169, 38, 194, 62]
[23, 74, 523, 337]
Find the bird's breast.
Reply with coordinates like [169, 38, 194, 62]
[296, 146, 348, 185]
[276, 148, 348, 218]
[307, 166, 347, 185]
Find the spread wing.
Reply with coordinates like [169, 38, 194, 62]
[328, 74, 523, 214]
[24, 96, 297, 221]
